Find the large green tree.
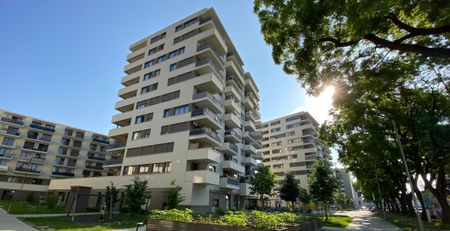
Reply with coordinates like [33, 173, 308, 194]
[279, 172, 300, 208]
[254, 0, 450, 94]
[249, 165, 276, 209]
[167, 180, 185, 209]
[124, 177, 149, 215]
[308, 160, 339, 220]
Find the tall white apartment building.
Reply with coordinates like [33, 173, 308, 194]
[0, 109, 111, 200]
[334, 168, 360, 208]
[49, 8, 262, 212]
[258, 112, 331, 192]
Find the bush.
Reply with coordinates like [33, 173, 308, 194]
[279, 212, 297, 223]
[219, 211, 248, 227]
[214, 208, 226, 216]
[25, 192, 37, 204]
[251, 211, 285, 230]
[149, 209, 193, 222]
[46, 192, 58, 209]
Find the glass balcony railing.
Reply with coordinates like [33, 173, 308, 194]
[191, 108, 221, 124]
[15, 167, 40, 174]
[1, 117, 24, 126]
[195, 58, 225, 80]
[92, 137, 110, 144]
[30, 123, 55, 132]
[0, 153, 13, 158]
[189, 128, 221, 143]
[226, 177, 239, 186]
[52, 171, 74, 177]
[224, 129, 242, 140]
[197, 43, 225, 65]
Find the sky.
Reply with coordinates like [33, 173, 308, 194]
[0, 1, 336, 160]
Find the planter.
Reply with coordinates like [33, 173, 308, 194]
[146, 218, 322, 231]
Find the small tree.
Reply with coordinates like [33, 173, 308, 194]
[26, 192, 37, 204]
[105, 182, 119, 213]
[167, 180, 185, 209]
[249, 165, 276, 209]
[46, 191, 58, 209]
[124, 176, 148, 214]
[279, 172, 299, 209]
[298, 187, 310, 205]
[334, 191, 353, 209]
[308, 160, 339, 220]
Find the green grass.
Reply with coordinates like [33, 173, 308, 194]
[21, 214, 146, 231]
[375, 212, 450, 231]
[0, 200, 64, 214]
[320, 215, 353, 228]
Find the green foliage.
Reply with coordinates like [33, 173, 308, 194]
[321, 215, 353, 228]
[279, 172, 300, 206]
[167, 180, 185, 209]
[333, 191, 353, 209]
[46, 192, 58, 210]
[278, 212, 298, 223]
[214, 208, 226, 216]
[124, 176, 149, 215]
[219, 211, 248, 227]
[105, 181, 119, 212]
[0, 200, 63, 214]
[251, 210, 285, 230]
[307, 160, 339, 220]
[149, 209, 193, 222]
[298, 187, 310, 205]
[249, 165, 276, 208]
[25, 192, 36, 204]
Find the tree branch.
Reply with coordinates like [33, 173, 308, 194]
[319, 37, 359, 47]
[389, 14, 450, 36]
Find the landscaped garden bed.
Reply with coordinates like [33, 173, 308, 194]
[146, 209, 323, 231]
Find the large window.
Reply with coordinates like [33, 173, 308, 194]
[123, 162, 172, 175]
[135, 113, 153, 124]
[143, 69, 160, 81]
[141, 83, 158, 95]
[2, 137, 14, 146]
[163, 104, 189, 118]
[132, 129, 151, 140]
[126, 142, 174, 157]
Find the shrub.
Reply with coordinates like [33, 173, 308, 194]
[25, 192, 37, 204]
[46, 192, 58, 209]
[219, 211, 248, 227]
[279, 212, 297, 223]
[214, 208, 226, 216]
[149, 209, 193, 222]
[251, 211, 285, 230]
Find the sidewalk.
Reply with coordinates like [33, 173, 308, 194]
[324, 210, 402, 231]
[0, 208, 38, 231]
[14, 211, 99, 218]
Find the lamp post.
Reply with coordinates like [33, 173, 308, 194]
[7, 190, 15, 213]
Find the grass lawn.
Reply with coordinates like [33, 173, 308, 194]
[0, 200, 64, 214]
[375, 211, 450, 231]
[320, 215, 353, 228]
[21, 213, 146, 231]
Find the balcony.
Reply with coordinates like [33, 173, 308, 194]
[252, 140, 262, 149]
[252, 110, 261, 120]
[244, 120, 256, 132]
[219, 177, 240, 190]
[243, 144, 257, 154]
[191, 108, 222, 130]
[224, 98, 240, 113]
[251, 131, 262, 139]
[189, 128, 221, 147]
[225, 84, 244, 100]
[239, 183, 252, 196]
[192, 91, 223, 113]
[0, 117, 24, 126]
[18, 157, 45, 164]
[0, 129, 20, 137]
[196, 58, 225, 80]
[245, 92, 259, 108]
[222, 160, 245, 174]
[0, 153, 13, 160]
[220, 142, 238, 156]
[103, 158, 123, 167]
[0, 165, 8, 172]
[224, 129, 241, 143]
[244, 96, 256, 111]
[85, 165, 104, 171]
[224, 113, 240, 129]
[186, 170, 220, 185]
[29, 123, 55, 133]
[226, 76, 244, 93]
[197, 42, 225, 65]
[15, 167, 41, 175]
[107, 142, 126, 152]
[115, 97, 135, 113]
[187, 148, 221, 163]
[253, 152, 263, 160]
[92, 137, 110, 145]
[22, 146, 47, 154]
[243, 131, 256, 143]
[245, 111, 256, 122]
[52, 171, 75, 177]
[245, 76, 259, 98]
[88, 155, 106, 161]
[243, 156, 257, 166]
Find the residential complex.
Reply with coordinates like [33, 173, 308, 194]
[334, 168, 361, 208]
[0, 109, 111, 200]
[49, 8, 262, 213]
[258, 112, 331, 192]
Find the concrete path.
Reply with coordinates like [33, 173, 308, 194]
[324, 210, 402, 231]
[0, 208, 38, 231]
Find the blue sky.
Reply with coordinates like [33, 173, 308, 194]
[0, 0, 310, 135]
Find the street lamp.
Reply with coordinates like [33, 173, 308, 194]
[8, 190, 15, 213]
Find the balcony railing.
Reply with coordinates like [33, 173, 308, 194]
[0, 153, 13, 158]
[0, 129, 20, 136]
[1, 117, 24, 125]
[22, 146, 48, 153]
[189, 128, 221, 143]
[88, 155, 106, 161]
[197, 43, 225, 64]
[30, 123, 55, 132]
[192, 91, 223, 108]
[226, 177, 239, 186]
[108, 142, 126, 150]
[19, 157, 45, 164]
[85, 165, 104, 170]
[195, 58, 225, 79]
[52, 171, 74, 177]
[92, 137, 110, 144]
[15, 167, 40, 174]
[225, 129, 242, 140]
[191, 108, 221, 124]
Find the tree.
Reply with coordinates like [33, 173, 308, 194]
[279, 172, 300, 208]
[25, 192, 36, 204]
[105, 182, 119, 214]
[334, 191, 353, 209]
[124, 176, 149, 214]
[249, 165, 276, 209]
[298, 187, 310, 205]
[308, 160, 339, 220]
[254, 0, 450, 94]
[167, 180, 184, 209]
[46, 191, 58, 209]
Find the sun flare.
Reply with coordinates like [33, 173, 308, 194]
[293, 85, 335, 124]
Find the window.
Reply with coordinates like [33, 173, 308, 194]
[75, 131, 84, 138]
[73, 140, 82, 148]
[2, 137, 14, 146]
[64, 129, 73, 136]
[140, 83, 158, 94]
[144, 60, 155, 68]
[270, 121, 281, 126]
[136, 102, 146, 109]
[163, 104, 189, 118]
[61, 138, 71, 145]
[169, 63, 177, 71]
[143, 69, 160, 81]
[271, 141, 282, 147]
[272, 149, 281, 154]
[40, 134, 52, 142]
[270, 127, 281, 133]
[286, 131, 295, 137]
[286, 115, 302, 122]
[132, 129, 151, 140]
[286, 122, 301, 129]
[150, 32, 166, 44]
[175, 17, 198, 32]
[168, 50, 177, 59]
[148, 44, 164, 56]
[126, 142, 174, 157]
[160, 122, 190, 135]
[27, 131, 39, 139]
[288, 138, 302, 144]
[6, 127, 19, 136]
[136, 91, 180, 110]
[135, 113, 153, 124]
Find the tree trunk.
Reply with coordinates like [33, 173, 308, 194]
[399, 193, 408, 215]
[422, 171, 450, 223]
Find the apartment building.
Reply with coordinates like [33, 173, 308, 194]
[334, 168, 360, 208]
[0, 109, 111, 199]
[258, 112, 331, 193]
[49, 8, 262, 212]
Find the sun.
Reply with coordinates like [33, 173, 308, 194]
[293, 85, 336, 124]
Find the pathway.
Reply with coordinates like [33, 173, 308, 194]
[324, 210, 402, 231]
[0, 208, 38, 231]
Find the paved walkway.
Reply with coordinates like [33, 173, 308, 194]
[0, 208, 38, 231]
[324, 210, 402, 231]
